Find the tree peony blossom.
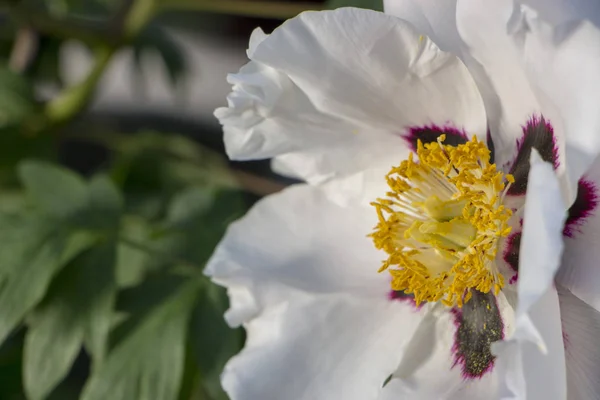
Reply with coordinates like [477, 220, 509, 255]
[207, 3, 600, 399]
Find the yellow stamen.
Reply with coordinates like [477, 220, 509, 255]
[369, 136, 513, 307]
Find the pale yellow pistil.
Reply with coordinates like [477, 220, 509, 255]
[370, 135, 514, 308]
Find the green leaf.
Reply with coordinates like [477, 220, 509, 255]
[116, 217, 154, 288]
[325, 0, 383, 10]
[81, 279, 200, 400]
[97, 131, 239, 219]
[81, 244, 118, 365]
[132, 25, 187, 86]
[166, 187, 214, 225]
[86, 175, 124, 231]
[23, 243, 117, 400]
[0, 214, 96, 344]
[18, 160, 88, 220]
[18, 171, 123, 398]
[151, 188, 245, 270]
[191, 281, 243, 400]
[19, 162, 124, 231]
[0, 66, 38, 129]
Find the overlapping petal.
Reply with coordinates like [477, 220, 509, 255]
[454, 0, 600, 202]
[386, 0, 600, 202]
[517, 0, 600, 27]
[382, 0, 463, 53]
[206, 174, 427, 399]
[221, 292, 422, 400]
[507, 4, 600, 202]
[206, 172, 390, 299]
[380, 292, 514, 400]
[216, 8, 486, 183]
[492, 151, 567, 399]
[558, 285, 600, 400]
[557, 155, 600, 311]
[453, 0, 543, 168]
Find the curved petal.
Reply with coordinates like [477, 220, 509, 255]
[205, 171, 392, 306]
[455, 0, 543, 168]
[221, 292, 423, 400]
[270, 138, 407, 184]
[558, 285, 600, 400]
[378, 307, 467, 400]
[383, 0, 463, 53]
[492, 150, 567, 399]
[455, 0, 600, 203]
[379, 292, 514, 400]
[516, 150, 567, 318]
[493, 287, 566, 400]
[517, 0, 600, 27]
[508, 4, 600, 203]
[206, 172, 431, 399]
[216, 8, 486, 183]
[557, 155, 600, 311]
[385, 0, 538, 168]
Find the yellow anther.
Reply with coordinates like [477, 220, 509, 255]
[369, 136, 513, 307]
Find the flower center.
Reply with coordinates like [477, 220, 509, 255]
[370, 136, 514, 307]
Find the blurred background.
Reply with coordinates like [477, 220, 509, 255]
[0, 1, 381, 399]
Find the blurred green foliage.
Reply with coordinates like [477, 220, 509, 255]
[0, 0, 383, 399]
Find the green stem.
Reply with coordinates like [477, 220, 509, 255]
[161, 0, 322, 18]
[123, 0, 158, 39]
[39, 0, 160, 131]
[44, 45, 115, 126]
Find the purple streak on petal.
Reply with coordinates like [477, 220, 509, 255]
[388, 290, 423, 310]
[562, 332, 570, 349]
[486, 127, 496, 164]
[451, 291, 504, 380]
[507, 115, 559, 195]
[519, 115, 560, 169]
[503, 231, 521, 273]
[403, 124, 469, 151]
[503, 231, 521, 284]
[564, 178, 599, 238]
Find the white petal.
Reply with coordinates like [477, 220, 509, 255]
[205, 172, 391, 310]
[221, 292, 423, 400]
[557, 155, 600, 311]
[380, 293, 514, 400]
[492, 150, 567, 399]
[271, 138, 408, 184]
[383, 0, 463, 53]
[383, 0, 523, 169]
[516, 150, 567, 313]
[217, 8, 486, 183]
[493, 287, 566, 400]
[557, 285, 600, 400]
[508, 4, 600, 204]
[455, 0, 542, 167]
[247, 27, 268, 55]
[206, 170, 430, 399]
[516, 0, 600, 26]
[378, 307, 466, 400]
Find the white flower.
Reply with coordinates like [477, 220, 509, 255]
[208, 3, 600, 400]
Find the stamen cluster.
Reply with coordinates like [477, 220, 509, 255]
[370, 136, 513, 307]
